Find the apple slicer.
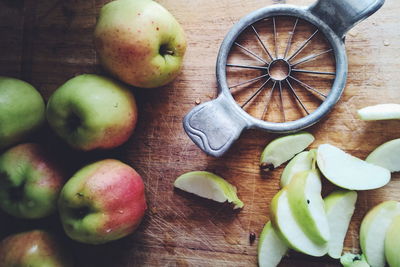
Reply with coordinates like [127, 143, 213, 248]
[183, 0, 384, 157]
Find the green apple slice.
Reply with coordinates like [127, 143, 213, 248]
[324, 190, 358, 259]
[286, 169, 330, 245]
[174, 171, 244, 209]
[260, 132, 314, 171]
[317, 144, 391, 190]
[366, 138, 400, 172]
[357, 104, 400, 121]
[257, 221, 288, 267]
[280, 150, 316, 188]
[270, 189, 328, 257]
[360, 201, 400, 267]
[341, 253, 370, 267]
[384, 214, 400, 267]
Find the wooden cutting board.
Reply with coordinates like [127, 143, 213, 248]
[0, 0, 399, 266]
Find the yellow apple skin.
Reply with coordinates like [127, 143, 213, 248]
[94, 0, 187, 88]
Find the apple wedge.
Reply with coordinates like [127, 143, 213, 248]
[360, 201, 400, 267]
[366, 138, 400, 172]
[174, 171, 244, 209]
[384, 215, 400, 267]
[341, 253, 370, 267]
[270, 189, 328, 257]
[257, 221, 288, 267]
[357, 104, 400, 121]
[260, 132, 314, 171]
[280, 150, 316, 188]
[286, 169, 330, 245]
[317, 144, 390, 190]
[324, 190, 357, 259]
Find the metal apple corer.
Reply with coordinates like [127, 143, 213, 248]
[183, 0, 384, 157]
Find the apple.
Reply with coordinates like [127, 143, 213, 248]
[174, 171, 244, 209]
[280, 150, 316, 188]
[357, 104, 400, 121]
[0, 143, 66, 219]
[260, 132, 314, 171]
[58, 159, 147, 244]
[360, 201, 400, 267]
[270, 188, 328, 257]
[0, 76, 45, 149]
[257, 221, 288, 267]
[384, 214, 400, 267]
[366, 138, 400, 172]
[46, 74, 137, 151]
[94, 0, 187, 88]
[317, 144, 390, 190]
[341, 253, 370, 267]
[286, 169, 330, 245]
[324, 190, 357, 259]
[0, 230, 73, 267]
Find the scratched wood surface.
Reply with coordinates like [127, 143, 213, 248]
[0, 0, 400, 266]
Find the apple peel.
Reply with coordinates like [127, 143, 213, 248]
[258, 221, 288, 267]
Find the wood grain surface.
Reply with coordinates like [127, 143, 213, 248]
[0, 0, 400, 266]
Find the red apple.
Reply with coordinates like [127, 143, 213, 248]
[58, 159, 147, 244]
[0, 230, 73, 267]
[0, 143, 66, 219]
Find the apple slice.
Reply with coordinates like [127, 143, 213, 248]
[384, 215, 400, 267]
[324, 190, 357, 259]
[280, 150, 316, 188]
[260, 132, 315, 171]
[357, 104, 400, 121]
[317, 144, 390, 190]
[286, 169, 330, 245]
[257, 221, 288, 267]
[270, 189, 328, 257]
[341, 253, 370, 267]
[360, 201, 400, 267]
[174, 171, 244, 209]
[366, 138, 400, 172]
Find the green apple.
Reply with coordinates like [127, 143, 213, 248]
[260, 132, 315, 171]
[174, 171, 244, 209]
[357, 104, 400, 121]
[46, 74, 138, 151]
[341, 253, 370, 267]
[0, 76, 45, 149]
[366, 138, 400, 172]
[94, 0, 187, 88]
[0, 230, 73, 267]
[360, 201, 400, 267]
[270, 188, 328, 257]
[317, 144, 390, 190]
[286, 169, 330, 245]
[324, 190, 357, 259]
[58, 159, 147, 244]
[258, 221, 288, 267]
[384, 214, 400, 267]
[0, 143, 66, 219]
[280, 149, 316, 188]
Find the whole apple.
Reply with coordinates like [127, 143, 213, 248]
[46, 74, 137, 151]
[58, 159, 147, 244]
[0, 76, 45, 150]
[0, 143, 66, 219]
[94, 0, 187, 88]
[0, 230, 73, 267]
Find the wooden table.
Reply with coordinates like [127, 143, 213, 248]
[0, 0, 399, 266]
